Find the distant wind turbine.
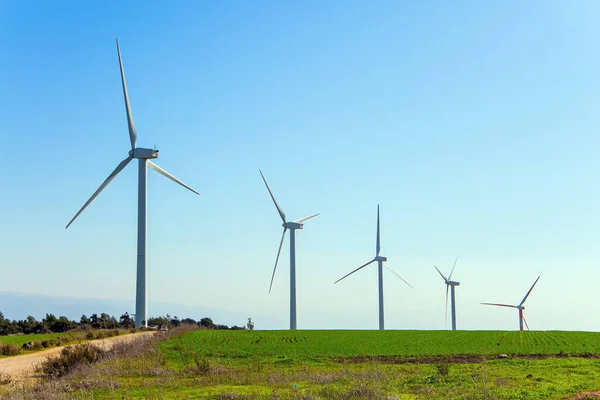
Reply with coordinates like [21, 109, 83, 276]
[259, 170, 319, 330]
[434, 257, 460, 331]
[481, 276, 540, 331]
[334, 205, 413, 330]
[66, 39, 199, 328]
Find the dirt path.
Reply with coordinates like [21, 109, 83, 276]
[0, 332, 153, 380]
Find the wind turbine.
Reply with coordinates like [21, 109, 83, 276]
[259, 170, 319, 330]
[66, 39, 199, 328]
[334, 205, 413, 330]
[434, 257, 460, 331]
[481, 276, 540, 331]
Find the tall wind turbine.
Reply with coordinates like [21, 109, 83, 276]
[481, 276, 540, 331]
[334, 205, 413, 330]
[259, 170, 319, 330]
[434, 257, 460, 331]
[66, 39, 199, 328]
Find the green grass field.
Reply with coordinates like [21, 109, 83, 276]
[0, 329, 128, 357]
[7, 329, 600, 399]
[160, 329, 600, 365]
[0, 332, 65, 347]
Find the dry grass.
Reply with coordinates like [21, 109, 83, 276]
[0, 324, 199, 399]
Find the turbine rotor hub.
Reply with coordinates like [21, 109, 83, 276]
[375, 255, 387, 262]
[284, 222, 303, 230]
[130, 147, 159, 159]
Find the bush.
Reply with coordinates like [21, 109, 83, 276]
[0, 344, 21, 356]
[436, 360, 450, 376]
[39, 343, 105, 378]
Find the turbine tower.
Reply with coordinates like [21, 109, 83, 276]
[334, 205, 413, 330]
[259, 170, 319, 330]
[66, 39, 199, 328]
[481, 276, 540, 331]
[434, 257, 460, 331]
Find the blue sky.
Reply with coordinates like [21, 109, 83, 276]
[1, 1, 600, 330]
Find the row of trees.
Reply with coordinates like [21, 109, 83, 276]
[0, 312, 246, 335]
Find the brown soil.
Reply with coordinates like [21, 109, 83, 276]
[570, 391, 600, 399]
[332, 352, 600, 365]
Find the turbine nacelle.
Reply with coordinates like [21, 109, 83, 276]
[284, 221, 303, 230]
[374, 255, 387, 262]
[129, 148, 159, 159]
[447, 280, 460, 286]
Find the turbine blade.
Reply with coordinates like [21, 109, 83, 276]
[445, 284, 449, 326]
[147, 161, 199, 195]
[293, 213, 319, 223]
[259, 170, 286, 223]
[448, 256, 458, 281]
[116, 38, 137, 150]
[376, 205, 380, 256]
[334, 259, 375, 284]
[434, 265, 449, 282]
[65, 156, 133, 229]
[269, 228, 287, 293]
[383, 262, 414, 289]
[523, 315, 530, 331]
[519, 276, 540, 306]
[480, 303, 518, 308]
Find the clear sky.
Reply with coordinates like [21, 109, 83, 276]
[1, 1, 599, 330]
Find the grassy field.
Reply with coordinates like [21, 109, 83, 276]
[5, 328, 600, 399]
[159, 329, 600, 364]
[0, 329, 128, 357]
[0, 332, 65, 347]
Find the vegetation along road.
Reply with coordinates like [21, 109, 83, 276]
[0, 331, 151, 380]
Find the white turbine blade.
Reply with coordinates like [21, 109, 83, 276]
[383, 262, 414, 289]
[334, 259, 375, 284]
[293, 213, 319, 223]
[434, 265, 448, 282]
[376, 205, 380, 256]
[480, 302, 518, 309]
[66, 156, 133, 229]
[445, 284, 449, 326]
[523, 315, 531, 331]
[147, 161, 199, 195]
[269, 228, 287, 293]
[448, 256, 458, 281]
[116, 38, 137, 150]
[259, 170, 286, 223]
[519, 276, 540, 307]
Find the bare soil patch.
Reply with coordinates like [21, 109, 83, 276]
[332, 352, 600, 365]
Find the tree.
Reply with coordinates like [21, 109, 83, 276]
[80, 314, 91, 326]
[90, 313, 99, 329]
[119, 313, 134, 329]
[200, 317, 215, 329]
[42, 313, 58, 331]
[52, 316, 76, 333]
[247, 318, 254, 331]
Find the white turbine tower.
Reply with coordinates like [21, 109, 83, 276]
[481, 276, 540, 331]
[66, 39, 199, 328]
[259, 170, 319, 330]
[434, 257, 460, 331]
[334, 205, 413, 330]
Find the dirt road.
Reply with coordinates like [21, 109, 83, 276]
[0, 332, 152, 380]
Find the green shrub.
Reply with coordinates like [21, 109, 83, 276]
[436, 360, 450, 376]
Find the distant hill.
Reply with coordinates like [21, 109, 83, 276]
[0, 291, 279, 328]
